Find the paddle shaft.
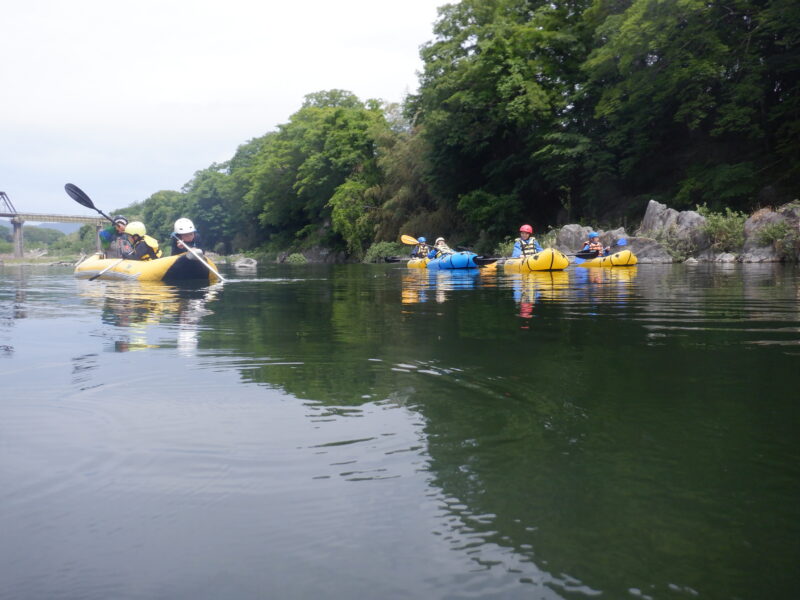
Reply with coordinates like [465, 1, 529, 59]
[88, 257, 125, 281]
[172, 234, 226, 282]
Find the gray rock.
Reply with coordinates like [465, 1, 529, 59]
[624, 236, 673, 263]
[234, 257, 258, 269]
[684, 257, 699, 264]
[636, 199, 710, 252]
[555, 224, 592, 250]
[716, 253, 737, 263]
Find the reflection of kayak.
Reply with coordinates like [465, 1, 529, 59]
[504, 248, 569, 272]
[407, 258, 429, 269]
[426, 251, 478, 270]
[74, 253, 221, 282]
[576, 249, 638, 267]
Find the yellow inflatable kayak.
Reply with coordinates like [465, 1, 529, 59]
[74, 253, 221, 283]
[504, 247, 569, 272]
[576, 249, 638, 267]
[407, 258, 429, 269]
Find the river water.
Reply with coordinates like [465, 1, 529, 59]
[1, 262, 798, 600]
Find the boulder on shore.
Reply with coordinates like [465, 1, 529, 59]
[637, 199, 711, 254]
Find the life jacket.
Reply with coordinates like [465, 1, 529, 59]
[143, 235, 162, 260]
[431, 243, 453, 258]
[412, 243, 429, 258]
[125, 236, 162, 261]
[515, 237, 539, 256]
[588, 240, 604, 254]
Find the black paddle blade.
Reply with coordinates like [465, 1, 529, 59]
[64, 183, 95, 209]
[473, 256, 499, 266]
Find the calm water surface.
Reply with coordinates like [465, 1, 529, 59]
[1, 262, 798, 600]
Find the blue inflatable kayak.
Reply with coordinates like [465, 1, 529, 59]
[426, 251, 478, 270]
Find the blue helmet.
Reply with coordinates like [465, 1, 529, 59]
[418, 237, 426, 243]
[588, 232, 599, 238]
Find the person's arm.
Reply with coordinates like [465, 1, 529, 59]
[511, 241, 521, 258]
[534, 239, 543, 252]
[98, 227, 114, 248]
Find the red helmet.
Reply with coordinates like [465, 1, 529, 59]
[519, 224, 533, 234]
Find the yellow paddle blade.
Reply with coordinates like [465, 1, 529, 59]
[400, 234, 420, 245]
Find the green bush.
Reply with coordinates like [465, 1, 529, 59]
[654, 225, 697, 262]
[285, 253, 308, 264]
[757, 221, 799, 260]
[363, 241, 404, 263]
[696, 204, 746, 253]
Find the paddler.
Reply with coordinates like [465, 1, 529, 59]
[410, 236, 430, 259]
[512, 224, 543, 257]
[581, 232, 609, 256]
[99, 215, 133, 258]
[123, 221, 161, 261]
[170, 218, 204, 258]
[428, 237, 454, 259]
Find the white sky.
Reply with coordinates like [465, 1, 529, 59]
[1, 0, 442, 216]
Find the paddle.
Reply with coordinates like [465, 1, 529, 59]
[171, 234, 226, 283]
[88, 258, 125, 281]
[473, 257, 500, 266]
[400, 234, 420, 245]
[64, 183, 114, 223]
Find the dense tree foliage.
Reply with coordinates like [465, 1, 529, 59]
[88, 0, 796, 258]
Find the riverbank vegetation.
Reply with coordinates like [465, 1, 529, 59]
[20, 1, 800, 261]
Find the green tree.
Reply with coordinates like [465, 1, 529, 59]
[244, 90, 390, 254]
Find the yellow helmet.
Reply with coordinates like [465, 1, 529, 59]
[125, 221, 146, 237]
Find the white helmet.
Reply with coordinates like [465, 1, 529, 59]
[174, 218, 196, 234]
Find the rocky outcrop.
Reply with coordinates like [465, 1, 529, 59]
[637, 199, 711, 254]
[740, 203, 800, 262]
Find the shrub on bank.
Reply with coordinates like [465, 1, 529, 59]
[363, 241, 404, 263]
[697, 204, 747, 252]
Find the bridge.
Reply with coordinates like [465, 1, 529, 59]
[1, 191, 105, 258]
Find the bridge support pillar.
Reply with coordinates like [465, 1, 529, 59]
[11, 218, 24, 258]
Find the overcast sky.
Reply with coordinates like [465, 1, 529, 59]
[1, 0, 442, 218]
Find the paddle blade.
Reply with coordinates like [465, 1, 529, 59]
[473, 257, 499, 266]
[400, 234, 420, 245]
[64, 183, 95, 209]
[616, 238, 628, 246]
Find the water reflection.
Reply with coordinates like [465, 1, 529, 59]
[401, 268, 485, 304]
[508, 271, 571, 319]
[2, 263, 799, 600]
[77, 281, 220, 354]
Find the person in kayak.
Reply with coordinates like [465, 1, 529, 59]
[581, 232, 609, 256]
[170, 218, 204, 258]
[411, 236, 430, 259]
[123, 221, 161, 260]
[512, 224, 543, 257]
[99, 215, 133, 258]
[428, 237, 454, 259]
